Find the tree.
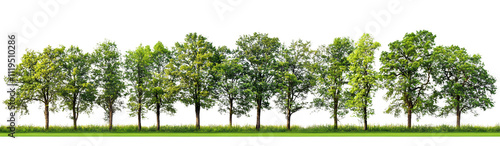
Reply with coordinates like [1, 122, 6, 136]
[59, 46, 96, 130]
[3, 46, 65, 130]
[236, 32, 281, 130]
[213, 46, 251, 127]
[311, 37, 354, 129]
[432, 45, 497, 128]
[347, 34, 380, 130]
[146, 41, 178, 131]
[379, 30, 438, 128]
[91, 40, 126, 131]
[124, 44, 152, 131]
[171, 33, 218, 130]
[274, 39, 315, 130]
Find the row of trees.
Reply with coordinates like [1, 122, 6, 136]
[5, 30, 496, 131]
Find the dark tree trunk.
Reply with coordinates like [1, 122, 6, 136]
[256, 98, 261, 131]
[407, 108, 412, 129]
[109, 106, 113, 131]
[286, 108, 291, 130]
[363, 106, 368, 130]
[156, 94, 161, 131]
[138, 97, 142, 131]
[456, 96, 461, 128]
[44, 103, 49, 130]
[195, 101, 201, 130]
[72, 96, 77, 130]
[333, 95, 339, 129]
[229, 97, 233, 127]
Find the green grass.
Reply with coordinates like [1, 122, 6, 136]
[4, 132, 500, 137]
[2, 125, 500, 137]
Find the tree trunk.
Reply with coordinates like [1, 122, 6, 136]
[286, 108, 291, 130]
[73, 108, 77, 130]
[72, 97, 77, 130]
[333, 95, 339, 129]
[109, 106, 113, 131]
[195, 102, 201, 130]
[256, 99, 261, 131]
[407, 108, 412, 129]
[363, 106, 368, 130]
[44, 103, 49, 130]
[456, 96, 461, 128]
[138, 97, 142, 131]
[156, 94, 161, 131]
[229, 97, 233, 127]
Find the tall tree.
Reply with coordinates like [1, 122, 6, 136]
[213, 46, 251, 127]
[3, 46, 65, 130]
[236, 32, 281, 130]
[311, 37, 354, 129]
[171, 33, 218, 130]
[347, 34, 380, 130]
[146, 41, 178, 131]
[379, 30, 438, 128]
[91, 40, 126, 131]
[124, 44, 152, 131]
[59, 46, 96, 130]
[275, 39, 315, 130]
[432, 45, 497, 127]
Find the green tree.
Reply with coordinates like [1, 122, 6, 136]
[311, 37, 354, 129]
[59, 46, 96, 130]
[171, 33, 218, 130]
[3, 46, 65, 130]
[124, 44, 152, 131]
[146, 41, 178, 131]
[213, 46, 251, 127]
[91, 40, 126, 131]
[236, 32, 281, 130]
[379, 30, 438, 128]
[347, 34, 380, 130]
[432, 45, 497, 127]
[275, 40, 315, 130]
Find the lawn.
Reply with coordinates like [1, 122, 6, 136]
[3, 125, 500, 137]
[3, 132, 500, 137]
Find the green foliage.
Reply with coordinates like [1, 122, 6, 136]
[346, 33, 380, 124]
[380, 30, 438, 127]
[311, 37, 354, 127]
[213, 46, 251, 123]
[124, 44, 152, 118]
[58, 45, 96, 128]
[236, 32, 281, 130]
[146, 41, 178, 116]
[4, 45, 65, 129]
[91, 40, 126, 124]
[274, 39, 315, 128]
[170, 33, 219, 129]
[432, 45, 496, 121]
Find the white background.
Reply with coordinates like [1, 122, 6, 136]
[1, 0, 500, 129]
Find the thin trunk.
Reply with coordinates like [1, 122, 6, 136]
[286, 108, 291, 130]
[156, 94, 161, 131]
[72, 95, 77, 130]
[195, 101, 201, 130]
[109, 105, 113, 131]
[229, 96, 233, 127]
[138, 96, 142, 131]
[456, 96, 461, 128]
[333, 95, 339, 129]
[407, 108, 412, 129]
[363, 104, 368, 130]
[44, 103, 49, 130]
[256, 98, 261, 131]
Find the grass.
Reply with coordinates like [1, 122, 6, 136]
[2, 125, 500, 137]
